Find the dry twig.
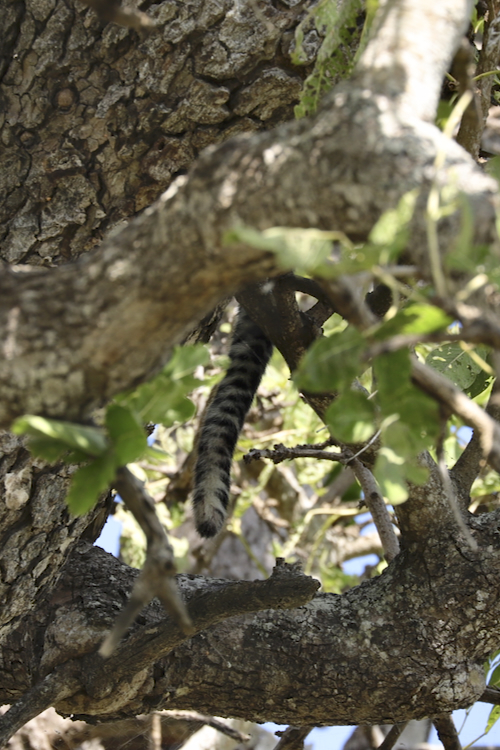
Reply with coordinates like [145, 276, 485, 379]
[100, 467, 193, 657]
[378, 723, 408, 750]
[274, 726, 312, 750]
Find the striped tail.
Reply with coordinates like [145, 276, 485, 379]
[192, 307, 273, 538]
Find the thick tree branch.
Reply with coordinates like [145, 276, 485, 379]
[4, 534, 499, 726]
[0, 555, 319, 744]
[0, 0, 497, 428]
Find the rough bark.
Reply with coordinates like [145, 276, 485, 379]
[1, 0, 314, 265]
[3, 469, 500, 727]
[0, 0, 494, 428]
[2, 0, 500, 743]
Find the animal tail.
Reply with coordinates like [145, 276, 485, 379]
[192, 307, 273, 538]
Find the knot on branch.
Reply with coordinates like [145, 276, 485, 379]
[264, 558, 321, 608]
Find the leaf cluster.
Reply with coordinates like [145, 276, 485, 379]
[12, 346, 208, 514]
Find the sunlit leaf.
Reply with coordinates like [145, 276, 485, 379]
[374, 446, 408, 505]
[66, 454, 116, 515]
[372, 303, 452, 341]
[295, 328, 365, 393]
[486, 705, 500, 734]
[117, 345, 206, 425]
[426, 343, 488, 391]
[368, 189, 419, 264]
[106, 404, 147, 465]
[326, 390, 376, 442]
[12, 415, 108, 457]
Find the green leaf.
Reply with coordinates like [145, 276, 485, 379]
[426, 343, 487, 390]
[326, 390, 376, 442]
[23, 437, 73, 463]
[466, 367, 492, 400]
[373, 350, 412, 407]
[490, 663, 500, 688]
[374, 351, 440, 449]
[106, 404, 147, 465]
[374, 446, 408, 505]
[12, 415, 108, 457]
[295, 328, 365, 393]
[224, 226, 349, 276]
[66, 453, 116, 515]
[486, 705, 500, 734]
[372, 303, 452, 341]
[368, 189, 419, 264]
[163, 344, 210, 380]
[486, 155, 500, 186]
[117, 345, 207, 426]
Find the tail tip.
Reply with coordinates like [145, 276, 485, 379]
[196, 519, 221, 538]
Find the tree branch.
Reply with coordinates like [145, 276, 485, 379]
[100, 467, 194, 658]
[411, 359, 500, 473]
[433, 714, 462, 750]
[0, 1, 496, 427]
[349, 458, 400, 562]
[81, 558, 320, 703]
[274, 726, 312, 750]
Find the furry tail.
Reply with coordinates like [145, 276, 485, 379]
[192, 308, 273, 537]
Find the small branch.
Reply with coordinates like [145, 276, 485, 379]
[319, 277, 377, 331]
[367, 332, 479, 359]
[0, 664, 80, 748]
[77, 0, 156, 31]
[100, 467, 193, 657]
[436, 408, 478, 550]
[378, 723, 408, 750]
[411, 359, 500, 473]
[450, 378, 500, 498]
[433, 714, 462, 750]
[160, 711, 251, 742]
[244, 442, 349, 465]
[274, 726, 312, 750]
[435, 299, 500, 349]
[245, 442, 399, 561]
[480, 687, 500, 705]
[349, 458, 400, 562]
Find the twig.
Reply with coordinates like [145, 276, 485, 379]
[149, 713, 161, 750]
[367, 332, 476, 359]
[100, 467, 193, 657]
[274, 726, 312, 750]
[349, 458, 400, 562]
[435, 299, 500, 350]
[245, 442, 349, 465]
[378, 723, 408, 750]
[245, 442, 399, 561]
[411, 359, 500, 473]
[433, 713, 462, 750]
[0, 664, 80, 748]
[160, 711, 251, 742]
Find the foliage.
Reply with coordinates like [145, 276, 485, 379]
[12, 345, 208, 514]
[228, 180, 496, 510]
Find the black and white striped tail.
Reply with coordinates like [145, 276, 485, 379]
[193, 308, 273, 538]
